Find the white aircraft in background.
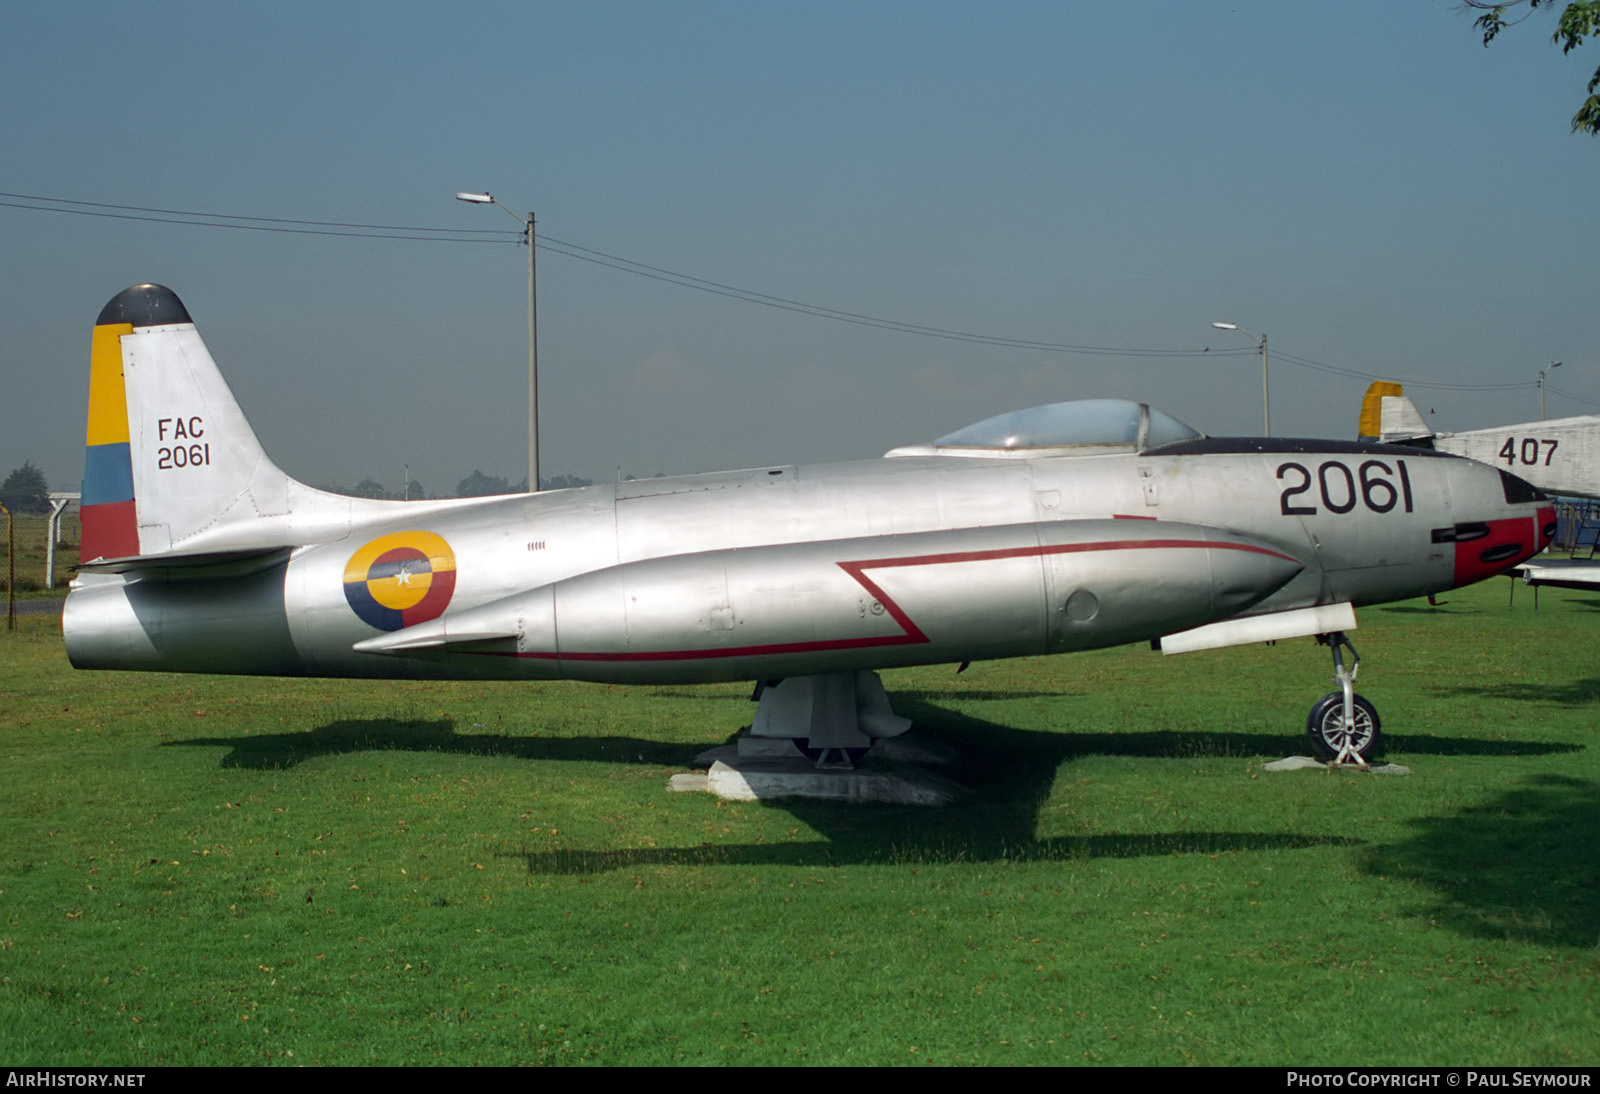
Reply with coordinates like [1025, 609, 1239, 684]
[1358, 381, 1600, 500]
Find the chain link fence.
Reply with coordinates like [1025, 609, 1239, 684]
[1, 502, 80, 629]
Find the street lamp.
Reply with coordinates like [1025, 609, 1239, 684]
[1539, 360, 1562, 421]
[456, 191, 539, 492]
[1212, 322, 1270, 436]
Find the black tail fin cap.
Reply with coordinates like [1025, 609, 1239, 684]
[97, 284, 192, 328]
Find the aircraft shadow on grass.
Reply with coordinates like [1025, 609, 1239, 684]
[1431, 677, 1600, 707]
[513, 696, 1366, 874]
[167, 696, 1581, 877]
[167, 721, 705, 771]
[1362, 774, 1600, 950]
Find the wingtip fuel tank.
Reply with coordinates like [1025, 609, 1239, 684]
[352, 519, 1305, 684]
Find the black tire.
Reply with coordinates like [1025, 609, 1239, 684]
[1306, 692, 1382, 764]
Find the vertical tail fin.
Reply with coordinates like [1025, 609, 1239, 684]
[81, 284, 350, 563]
[1357, 381, 1433, 444]
[81, 292, 153, 561]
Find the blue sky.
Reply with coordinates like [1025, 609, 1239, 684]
[3, 2, 1596, 494]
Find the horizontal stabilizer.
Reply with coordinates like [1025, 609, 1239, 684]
[76, 545, 294, 577]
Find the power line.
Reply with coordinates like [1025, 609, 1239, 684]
[536, 234, 1225, 357]
[3, 188, 1582, 394]
[1545, 382, 1600, 410]
[6, 189, 1244, 359]
[1, 191, 514, 236]
[535, 235, 1241, 357]
[1272, 348, 1532, 392]
[1, 194, 519, 243]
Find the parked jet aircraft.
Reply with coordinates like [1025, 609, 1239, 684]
[1358, 381, 1600, 500]
[66, 286, 1556, 768]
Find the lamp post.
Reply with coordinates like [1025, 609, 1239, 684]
[456, 191, 539, 492]
[1539, 360, 1562, 421]
[1212, 322, 1270, 436]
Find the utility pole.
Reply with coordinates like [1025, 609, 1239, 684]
[1539, 361, 1562, 420]
[456, 191, 540, 492]
[1212, 322, 1270, 435]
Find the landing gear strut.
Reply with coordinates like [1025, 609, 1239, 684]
[1307, 631, 1383, 765]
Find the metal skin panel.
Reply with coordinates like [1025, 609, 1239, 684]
[284, 484, 622, 677]
[65, 563, 301, 675]
[1081, 449, 1459, 610]
[120, 323, 285, 554]
[353, 520, 1302, 684]
[613, 457, 1039, 564]
[64, 285, 1557, 685]
[546, 525, 1058, 682]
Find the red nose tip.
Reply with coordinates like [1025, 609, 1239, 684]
[1452, 511, 1549, 587]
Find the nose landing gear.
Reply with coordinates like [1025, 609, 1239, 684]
[1308, 632, 1383, 765]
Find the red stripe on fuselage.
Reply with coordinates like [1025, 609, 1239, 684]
[495, 537, 1297, 664]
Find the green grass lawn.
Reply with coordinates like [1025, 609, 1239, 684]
[1, 578, 1595, 1065]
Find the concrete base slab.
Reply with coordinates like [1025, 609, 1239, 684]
[1264, 756, 1411, 775]
[703, 758, 966, 805]
[680, 732, 968, 805]
[870, 733, 960, 768]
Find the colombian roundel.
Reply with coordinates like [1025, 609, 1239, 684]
[343, 531, 457, 631]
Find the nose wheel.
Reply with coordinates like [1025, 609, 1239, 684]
[1308, 632, 1383, 765]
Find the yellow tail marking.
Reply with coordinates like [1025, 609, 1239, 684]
[1358, 381, 1403, 441]
[86, 323, 133, 447]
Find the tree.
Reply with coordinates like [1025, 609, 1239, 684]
[0, 462, 50, 514]
[1466, 1, 1600, 134]
[352, 478, 393, 500]
[456, 470, 511, 497]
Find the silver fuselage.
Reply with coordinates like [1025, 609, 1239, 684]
[64, 438, 1552, 683]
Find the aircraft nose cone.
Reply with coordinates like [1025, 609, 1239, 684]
[1440, 463, 1554, 587]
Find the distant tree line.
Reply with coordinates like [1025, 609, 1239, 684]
[0, 461, 600, 509]
[313, 470, 595, 500]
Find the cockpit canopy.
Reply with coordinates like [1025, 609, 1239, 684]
[884, 399, 1205, 460]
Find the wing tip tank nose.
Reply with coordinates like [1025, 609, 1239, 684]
[97, 284, 191, 328]
[1197, 535, 1304, 604]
